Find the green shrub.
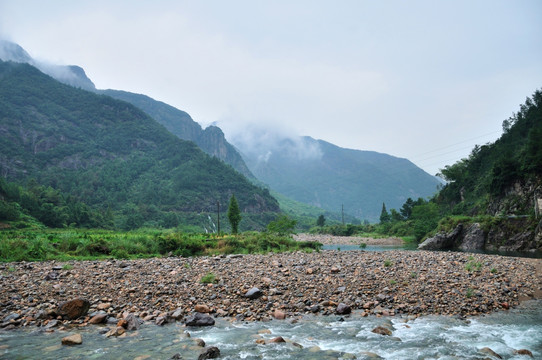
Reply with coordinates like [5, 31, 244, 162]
[384, 259, 393, 267]
[200, 272, 216, 284]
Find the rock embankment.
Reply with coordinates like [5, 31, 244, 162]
[1, 249, 540, 330]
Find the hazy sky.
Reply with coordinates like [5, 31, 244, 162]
[1, 0, 541, 175]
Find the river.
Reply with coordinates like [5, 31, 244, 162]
[1, 299, 540, 359]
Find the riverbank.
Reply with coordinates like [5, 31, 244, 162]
[294, 233, 403, 246]
[1, 249, 540, 330]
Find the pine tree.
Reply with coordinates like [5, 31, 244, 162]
[379, 202, 391, 223]
[227, 194, 242, 234]
[316, 214, 326, 227]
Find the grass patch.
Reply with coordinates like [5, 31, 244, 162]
[384, 259, 393, 267]
[200, 272, 216, 284]
[465, 256, 483, 272]
[0, 228, 322, 262]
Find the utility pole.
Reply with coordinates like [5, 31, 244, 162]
[342, 204, 344, 225]
[217, 200, 220, 234]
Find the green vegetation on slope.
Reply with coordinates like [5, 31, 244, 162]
[240, 136, 441, 222]
[436, 89, 542, 215]
[0, 60, 278, 230]
[100, 89, 254, 178]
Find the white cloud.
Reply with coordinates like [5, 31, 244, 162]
[1, 0, 541, 175]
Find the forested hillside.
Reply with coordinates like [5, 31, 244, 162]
[0, 60, 279, 230]
[238, 136, 441, 222]
[99, 90, 254, 178]
[437, 89, 542, 215]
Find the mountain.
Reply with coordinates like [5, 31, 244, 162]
[235, 135, 441, 222]
[0, 40, 96, 91]
[0, 60, 279, 230]
[99, 90, 253, 178]
[0, 40, 251, 177]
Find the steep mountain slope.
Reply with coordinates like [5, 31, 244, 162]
[237, 136, 441, 222]
[0, 40, 252, 177]
[100, 90, 253, 178]
[0, 60, 279, 229]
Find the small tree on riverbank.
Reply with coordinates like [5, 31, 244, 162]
[227, 194, 241, 234]
[380, 202, 391, 223]
[316, 214, 326, 227]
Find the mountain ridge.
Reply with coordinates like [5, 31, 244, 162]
[0, 60, 279, 230]
[235, 135, 441, 222]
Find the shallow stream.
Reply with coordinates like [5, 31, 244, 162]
[1, 300, 540, 359]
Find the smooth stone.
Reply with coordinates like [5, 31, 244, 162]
[61, 333, 82, 345]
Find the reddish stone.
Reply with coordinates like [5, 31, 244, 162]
[57, 299, 90, 320]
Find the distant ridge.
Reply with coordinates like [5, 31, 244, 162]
[236, 135, 441, 222]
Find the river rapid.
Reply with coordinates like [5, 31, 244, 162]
[1, 299, 540, 360]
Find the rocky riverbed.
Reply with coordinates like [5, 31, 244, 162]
[294, 233, 403, 246]
[1, 247, 541, 332]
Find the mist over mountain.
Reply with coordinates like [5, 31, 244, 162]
[0, 40, 253, 178]
[233, 132, 441, 222]
[0, 40, 96, 91]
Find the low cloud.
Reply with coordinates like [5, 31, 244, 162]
[224, 122, 323, 163]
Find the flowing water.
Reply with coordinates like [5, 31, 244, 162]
[1, 300, 540, 360]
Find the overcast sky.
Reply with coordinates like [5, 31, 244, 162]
[1, 0, 541, 176]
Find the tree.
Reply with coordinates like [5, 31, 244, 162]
[400, 198, 415, 219]
[379, 202, 391, 223]
[227, 194, 242, 234]
[267, 214, 297, 235]
[390, 209, 403, 222]
[316, 214, 326, 227]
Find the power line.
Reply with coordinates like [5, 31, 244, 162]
[409, 130, 501, 160]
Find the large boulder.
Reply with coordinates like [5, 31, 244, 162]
[61, 333, 82, 345]
[418, 224, 463, 250]
[124, 313, 142, 330]
[336, 303, 351, 315]
[198, 346, 220, 359]
[57, 299, 90, 320]
[245, 287, 263, 299]
[185, 313, 215, 327]
[459, 223, 485, 250]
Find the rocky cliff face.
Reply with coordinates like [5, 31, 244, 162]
[487, 178, 542, 217]
[419, 217, 542, 252]
[420, 176, 542, 253]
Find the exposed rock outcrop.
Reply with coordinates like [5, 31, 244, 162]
[418, 224, 462, 250]
[419, 217, 542, 252]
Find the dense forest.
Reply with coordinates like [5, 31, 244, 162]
[0, 60, 279, 231]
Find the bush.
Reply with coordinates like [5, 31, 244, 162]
[200, 272, 216, 284]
